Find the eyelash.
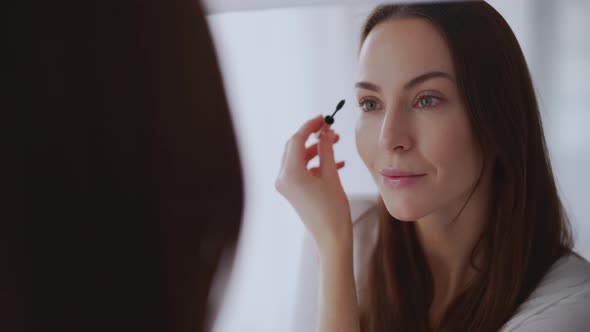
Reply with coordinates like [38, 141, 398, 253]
[413, 94, 443, 109]
[358, 94, 443, 112]
[358, 97, 382, 112]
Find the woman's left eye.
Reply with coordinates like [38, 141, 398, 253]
[414, 95, 442, 108]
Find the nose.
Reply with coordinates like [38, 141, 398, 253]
[378, 107, 413, 152]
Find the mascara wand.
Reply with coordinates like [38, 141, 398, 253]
[324, 99, 345, 125]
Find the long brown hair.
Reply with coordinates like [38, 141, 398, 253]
[8, 1, 242, 332]
[359, 3, 574, 331]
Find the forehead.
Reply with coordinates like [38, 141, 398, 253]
[358, 18, 455, 85]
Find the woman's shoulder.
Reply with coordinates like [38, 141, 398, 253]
[500, 253, 590, 331]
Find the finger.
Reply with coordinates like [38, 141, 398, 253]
[309, 161, 345, 176]
[294, 115, 325, 143]
[319, 130, 338, 179]
[314, 123, 332, 139]
[285, 115, 325, 170]
[304, 134, 340, 162]
[279, 140, 289, 168]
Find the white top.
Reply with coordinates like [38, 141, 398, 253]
[291, 194, 590, 332]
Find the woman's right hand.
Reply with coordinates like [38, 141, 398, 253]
[276, 116, 361, 332]
[275, 115, 352, 251]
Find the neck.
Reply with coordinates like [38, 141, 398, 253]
[416, 170, 491, 312]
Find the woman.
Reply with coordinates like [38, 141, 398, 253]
[8, 1, 242, 332]
[276, 2, 590, 332]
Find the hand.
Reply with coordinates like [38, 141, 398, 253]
[275, 115, 352, 250]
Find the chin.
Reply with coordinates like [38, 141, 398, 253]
[382, 198, 428, 222]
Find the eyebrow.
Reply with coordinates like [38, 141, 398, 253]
[355, 71, 454, 93]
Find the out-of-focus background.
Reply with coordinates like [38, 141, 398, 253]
[203, 1, 590, 331]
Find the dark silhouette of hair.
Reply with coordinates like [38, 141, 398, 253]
[358, 3, 574, 331]
[7, 1, 243, 332]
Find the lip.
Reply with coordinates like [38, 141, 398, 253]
[379, 168, 426, 188]
[379, 168, 424, 177]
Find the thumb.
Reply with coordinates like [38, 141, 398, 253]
[318, 130, 338, 181]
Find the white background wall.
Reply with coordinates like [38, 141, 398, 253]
[206, 1, 590, 331]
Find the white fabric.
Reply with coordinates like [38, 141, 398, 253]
[291, 195, 590, 331]
[500, 254, 590, 331]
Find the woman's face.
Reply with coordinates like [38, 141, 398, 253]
[355, 18, 483, 222]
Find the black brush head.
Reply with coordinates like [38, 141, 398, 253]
[325, 99, 345, 125]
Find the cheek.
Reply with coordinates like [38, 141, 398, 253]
[422, 115, 482, 184]
[355, 117, 379, 168]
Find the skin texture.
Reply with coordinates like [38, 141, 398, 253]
[355, 18, 493, 323]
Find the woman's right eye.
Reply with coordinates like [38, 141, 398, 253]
[358, 98, 381, 112]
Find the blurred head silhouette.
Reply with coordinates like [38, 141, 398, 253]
[8, 1, 243, 331]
